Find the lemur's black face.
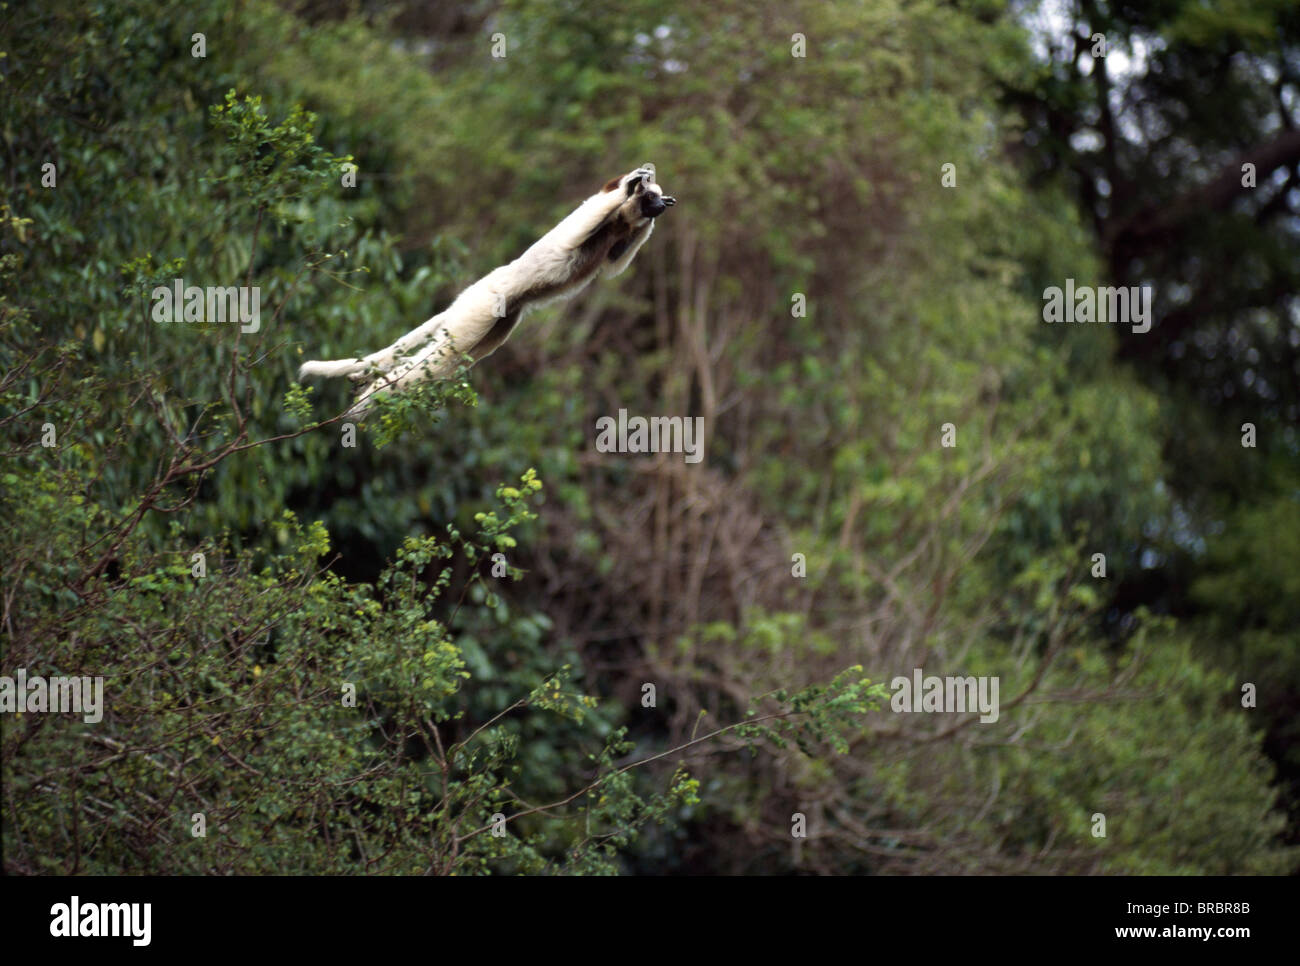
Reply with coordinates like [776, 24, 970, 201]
[625, 170, 675, 219]
[640, 190, 675, 218]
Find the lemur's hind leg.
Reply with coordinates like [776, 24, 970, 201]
[346, 309, 524, 417]
[298, 308, 453, 382]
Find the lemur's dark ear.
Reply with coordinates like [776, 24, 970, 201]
[602, 175, 622, 193]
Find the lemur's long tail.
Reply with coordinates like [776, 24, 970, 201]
[298, 358, 365, 380]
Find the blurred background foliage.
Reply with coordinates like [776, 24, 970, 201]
[1, 0, 1296, 873]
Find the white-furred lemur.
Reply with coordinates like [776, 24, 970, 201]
[299, 164, 675, 417]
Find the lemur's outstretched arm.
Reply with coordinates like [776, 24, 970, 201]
[605, 218, 657, 278]
[299, 164, 674, 418]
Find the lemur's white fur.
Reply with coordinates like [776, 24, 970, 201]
[299, 165, 673, 418]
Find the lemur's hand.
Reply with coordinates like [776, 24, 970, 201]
[633, 163, 675, 215]
[622, 164, 656, 195]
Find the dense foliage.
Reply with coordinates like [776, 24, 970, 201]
[2, 0, 1294, 874]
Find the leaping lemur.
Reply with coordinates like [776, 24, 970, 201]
[299, 164, 675, 418]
